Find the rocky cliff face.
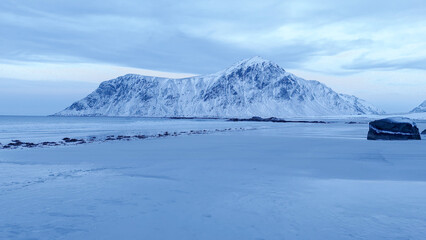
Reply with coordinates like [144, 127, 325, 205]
[56, 57, 383, 117]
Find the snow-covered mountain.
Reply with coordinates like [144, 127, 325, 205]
[410, 100, 426, 113]
[56, 57, 384, 117]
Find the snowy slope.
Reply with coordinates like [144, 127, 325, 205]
[411, 100, 426, 113]
[56, 57, 384, 117]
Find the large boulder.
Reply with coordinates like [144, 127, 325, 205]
[367, 117, 421, 140]
[422, 129, 426, 135]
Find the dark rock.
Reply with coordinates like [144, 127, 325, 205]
[134, 135, 147, 139]
[8, 140, 24, 146]
[367, 117, 421, 140]
[88, 136, 97, 142]
[251, 116, 264, 121]
[229, 116, 273, 122]
[42, 142, 59, 146]
[23, 142, 37, 148]
[422, 129, 426, 135]
[169, 117, 195, 119]
[228, 116, 327, 124]
[117, 135, 131, 140]
[63, 138, 79, 143]
[105, 135, 116, 141]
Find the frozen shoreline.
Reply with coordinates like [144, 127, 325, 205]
[0, 127, 248, 150]
[2, 115, 424, 150]
[1, 118, 426, 239]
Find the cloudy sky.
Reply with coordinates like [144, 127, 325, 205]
[1, 0, 425, 115]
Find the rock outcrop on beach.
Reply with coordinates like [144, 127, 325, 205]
[367, 117, 421, 140]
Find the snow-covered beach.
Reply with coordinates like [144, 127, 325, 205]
[1, 117, 426, 239]
[2, 0, 426, 239]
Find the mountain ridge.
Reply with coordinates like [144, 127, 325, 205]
[56, 57, 384, 117]
[410, 100, 426, 113]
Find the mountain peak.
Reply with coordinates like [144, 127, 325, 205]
[235, 56, 278, 68]
[239, 56, 270, 65]
[56, 56, 383, 117]
[221, 56, 285, 76]
[410, 100, 426, 113]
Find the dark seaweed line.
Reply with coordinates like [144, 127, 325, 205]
[0, 127, 248, 150]
[228, 116, 329, 124]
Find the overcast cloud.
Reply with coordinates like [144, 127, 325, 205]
[0, 0, 425, 114]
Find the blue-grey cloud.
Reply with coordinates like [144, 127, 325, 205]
[0, 78, 98, 115]
[1, 0, 426, 114]
[0, 0, 426, 73]
[344, 58, 426, 71]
